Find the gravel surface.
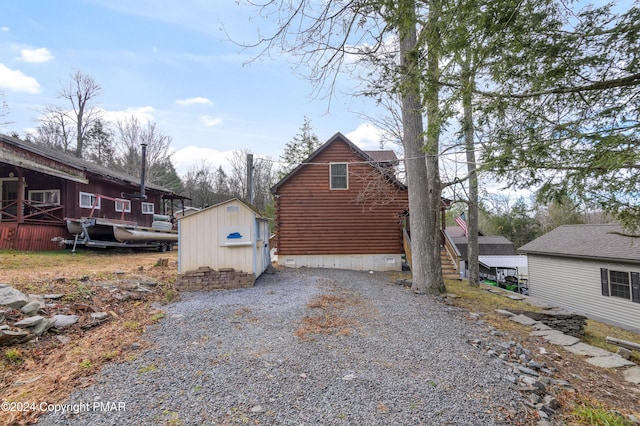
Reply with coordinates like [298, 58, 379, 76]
[38, 268, 528, 425]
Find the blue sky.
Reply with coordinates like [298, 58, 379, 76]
[0, 0, 383, 176]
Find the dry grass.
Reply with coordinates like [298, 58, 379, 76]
[294, 293, 360, 340]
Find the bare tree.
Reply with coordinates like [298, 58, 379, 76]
[228, 149, 277, 211]
[0, 92, 10, 126]
[58, 70, 102, 158]
[32, 107, 75, 152]
[113, 116, 175, 185]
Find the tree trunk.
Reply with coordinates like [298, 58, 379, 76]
[423, 0, 445, 294]
[461, 53, 480, 286]
[399, 0, 444, 295]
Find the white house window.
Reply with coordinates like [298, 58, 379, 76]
[115, 199, 131, 213]
[79, 192, 100, 209]
[609, 270, 631, 299]
[141, 202, 154, 215]
[330, 163, 348, 190]
[28, 190, 60, 206]
[601, 268, 640, 303]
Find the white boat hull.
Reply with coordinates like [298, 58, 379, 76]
[113, 226, 178, 243]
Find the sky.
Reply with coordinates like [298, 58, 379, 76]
[0, 0, 385, 177]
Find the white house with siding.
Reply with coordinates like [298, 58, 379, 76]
[519, 224, 640, 333]
[177, 198, 271, 279]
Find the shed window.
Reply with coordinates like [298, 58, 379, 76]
[142, 202, 154, 215]
[601, 268, 640, 303]
[330, 163, 348, 190]
[28, 190, 60, 206]
[79, 192, 100, 209]
[115, 199, 131, 213]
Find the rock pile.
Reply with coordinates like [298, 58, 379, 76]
[0, 278, 157, 347]
[468, 323, 571, 425]
[0, 283, 89, 346]
[511, 309, 587, 338]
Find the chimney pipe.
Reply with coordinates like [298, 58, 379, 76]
[140, 143, 147, 200]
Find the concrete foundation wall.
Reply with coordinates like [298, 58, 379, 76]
[277, 254, 402, 271]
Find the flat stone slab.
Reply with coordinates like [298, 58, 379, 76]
[507, 294, 526, 300]
[543, 332, 581, 346]
[495, 309, 515, 317]
[622, 366, 640, 384]
[562, 342, 613, 357]
[531, 322, 553, 330]
[529, 329, 564, 337]
[586, 355, 636, 368]
[14, 315, 44, 328]
[0, 286, 29, 309]
[53, 314, 79, 328]
[509, 314, 538, 326]
[42, 293, 65, 299]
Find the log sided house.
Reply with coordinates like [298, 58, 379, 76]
[0, 133, 178, 251]
[271, 132, 410, 271]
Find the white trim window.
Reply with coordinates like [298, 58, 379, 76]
[601, 268, 640, 303]
[330, 163, 348, 190]
[79, 192, 100, 209]
[141, 202, 155, 215]
[28, 189, 60, 206]
[115, 198, 132, 213]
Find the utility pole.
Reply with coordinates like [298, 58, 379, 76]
[246, 153, 254, 205]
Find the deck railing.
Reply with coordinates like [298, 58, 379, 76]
[0, 199, 65, 225]
[402, 227, 461, 275]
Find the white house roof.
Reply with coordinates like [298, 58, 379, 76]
[478, 255, 528, 269]
[518, 224, 640, 264]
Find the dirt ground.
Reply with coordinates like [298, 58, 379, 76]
[0, 250, 639, 425]
[0, 249, 180, 425]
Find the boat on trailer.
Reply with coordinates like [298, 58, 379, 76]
[64, 216, 177, 252]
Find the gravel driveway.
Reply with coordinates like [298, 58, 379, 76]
[38, 268, 527, 425]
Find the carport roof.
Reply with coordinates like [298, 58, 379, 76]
[479, 255, 528, 269]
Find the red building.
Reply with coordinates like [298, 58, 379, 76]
[0, 133, 178, 251]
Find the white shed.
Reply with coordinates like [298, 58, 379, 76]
[178, 198, 271, 283]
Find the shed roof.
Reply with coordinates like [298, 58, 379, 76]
[178, 197, 269, 221]
[518, 224, 640, 264]
[451, 235, 516, 259]
[445, 225, 484, 238]
[271, 132, 406, 193]
[0, 133, 174, 194]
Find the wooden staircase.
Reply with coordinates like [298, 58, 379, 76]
[403, 227, 462, 280]
[441, 246, 460, 280]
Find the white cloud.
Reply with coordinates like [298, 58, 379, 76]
[0, 27, 8, 32]
[20, 47, 54, 63]
[175, 97, 213, 106]
[199, 115, 223, 127]
[346, 123, 384, 150]
[100, 106, 156, 124]
[0, 64, 41, 93]
[171, 146, 233, 176]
